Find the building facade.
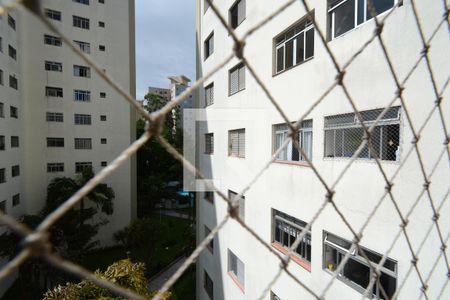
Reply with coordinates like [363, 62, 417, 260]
[195, 1, 449, 300]
[0, 0, 136, 294]
[149, 86, 171, 101]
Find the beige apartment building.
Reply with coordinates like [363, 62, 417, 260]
[196, 1, 449, 300]
[0, 0, 136, 294]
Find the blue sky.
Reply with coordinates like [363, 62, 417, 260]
[135, 0, 196, 100]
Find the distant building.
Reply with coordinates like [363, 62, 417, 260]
[168, 75, 194, 109]
[148, 86, 171, 101]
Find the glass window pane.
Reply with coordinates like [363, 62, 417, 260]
[276, 46, 285, 73]
[343, 258, 370, 289]
[367, 0, 394, 20]
[305, 29, 314, 59]
[334, 0, 356, 38]
[357, 0, 365, 24]
[285, 39, 294, 69]
[296, 32, 305, 64]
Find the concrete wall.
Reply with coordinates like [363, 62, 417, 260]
[196, 1, 449, 299]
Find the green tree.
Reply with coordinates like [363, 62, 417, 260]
[43, 259, 173, 300]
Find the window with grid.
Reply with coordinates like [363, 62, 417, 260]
[73, 65, 91, 77]
[228, 190, 245, 220]
[74, 114, 91, 125]
[8, 45, 16, 60]
[0, 70, 3, 85]
[101, 138, 107, 144]
[229, 0, 245, 29]
[9, 76, 18, 90]
[12, 194, 20, 207]
[10, 106, 18, 118]
[0, 200, 6, 213]
[228, 129, 245, 157]
[204, 133, 214, 154]
[74, 40, 91, 54]
[44, 34, 62, 46]
[45, 61, 63, 72]
[204, 225, 214, 253]
[100, 115, 107, 121]
[11, 165, 19, 177]
[11, 136, 19, 148]
[273, 120, 313, 162]
[47, 137, 64, 147]
[323, 231, 397, 299]
[75, 162, 92, 173]
[0, 37, 2, 52]
[73, 0, 89, 5]
[275, 16, 314, 74]
[324, 106, 401, 161]
[204, 83, 214, 107]
[8, 14, 15, 30]
[328, 0, 397, 40]
[101, 161, 107, 167]
[47, 163, 64, 173]
[204, 32, 214, 60]
[0, 168, 5, 184]
[74, 90, 91, 102]
[273, 209, 311, 264]
[75, 138, 92, 149]
[73, 15, 90, 29]
[99, 45, 106, 51]
[228, 63, 245, 95]
[46, 112, 64, 122]
[204, 270, 214, 299]
[46, 86, 63, 97]
[45, 9, 61, 21]
[228, 249, 245, 291]
[0, 102, 3, 117]
[0, 136, 4, 150]
[99, 21, 105, 28]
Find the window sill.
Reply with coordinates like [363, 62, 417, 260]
[228, 271, 245, 293]
[272, 242, 311, 272]
[323, 157, 400, 164]
[273, 160, 310, 167]
[228, 155, 245, 159]
[273, 56, 314, 77]
[228, 87, 246, 97]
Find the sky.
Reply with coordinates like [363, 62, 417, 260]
[135, 0, 196, 100]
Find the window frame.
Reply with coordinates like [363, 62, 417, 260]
[47, 137, 65, 148]
[45, 61, 63, 72]
[46, 86, 63, 97]
[227, 249, 245, 293]
[228, 190, 245, 220]
[12, 194, 20, 207]
[74, 138, 92, 149]
[228, 128, 245, 158]
[322, 231, 398, 299]
[74, 114, 92, 125]
[204, 225, 214, 253]
[47, 163, 64, 173]
[273, 120, 313, 164]
[73, 15, 90, 30]
[11, 165, 20, 177]
[204, 133, 214, 154]
[74, 90, 91, 102]
[229, 0, 246, 29]
[74, 40, 91, 54]
[46, 112, 64, 122]
[228, 63, 245, 96]
[44, 34, 62, 46]
[45, 9, 62, 21]
[10, 136, 19, 148]
[203, 269, 214, 300]
[204, 31, 214, 60]
[204, 83, 214, 107]
[73, 65, 91, 78]
[75, 162, 93, 173]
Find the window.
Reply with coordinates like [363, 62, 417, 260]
[100, 92, 106, 98]
[73, 65, 91, 77]
[0, 70, 3, 85]
[46, 112, 64, 122]
[204, 191, 214, 204]
[324, 106, 401, 161]
[11, 136, 19, 148]
[0, 168, 5, 184]
[275, 17, 314, 74]
[45, 9, 61, 21]
[228, 190, 245, 220]
[74, 90, 91, 102]
[74, 40, 91, 54]
[228, 129, 245, 157]
[323, 232, 397, 299]
[10, 106, 18, 118]
[101, 138, 107, 144]
[8, 45, 16, 60]
[204, 32, 214, 60]
[11, 165, 19, 177]
[0, 37, 2, 52]
[273, 120, 313, 162]
[272, 209, 311, 268]
[204, 226, 214, 253]
[12, 194, 20, 206]
[75, 162, 92, 173]
[73, 15, 90, 29]
[47, 137, 64, 147]
[0, 136, 4, 150]
[328, 0, 396, 40]
[205, 83, 214, 107]
[0, 102, 3, 117]
[8, 14, 15, 30]
[229, 63, 245, 95]
[75, 138, 92, 149]
[99, 0, 104, 4]
[99, 45, 105, 51]
[271, 292, 281, 300]
[9, 76, 18, 90]
[229, 0, 245, 29]
[47, 163, 64, 173]
[46, 86, 63, 97]
[74, 114, 91, 125]
[204, 270, 214, 300]
[73, 0, 89, 4]
[45, 61, 63, 72]
[99, 21, 105, 27]
[228, 249, 245, 291]
[205, 133, 214, 154]
[44, 34, 62, 46]
[101, 161, 107, 167]
[100, 115, 107, 121]
[0, 200, 6, 213]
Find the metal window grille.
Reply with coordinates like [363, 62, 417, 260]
[75, 162, 92, 173]
[46, 137, 64, 148]
[74, 138, 92, 150]
[204, 133, 214, 154]
[73, 65, 91, 77]
[228, 128, 245, 157]
[73, 0, 89, 5]
[73, 15, 90, 29]
[229, 63, 245, 95]
[74, 90, 91, 101]
[45, 86, 63, 97]
[74, 114, 92, 125]
[45, 61, 63, 71]
[46, 112, 64, 122]
[204, 83, 214, 106]
[47, 163, 64, 173]
[44, 34, 62, 46]
[10, 136, 19, 148]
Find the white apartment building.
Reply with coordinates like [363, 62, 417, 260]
[0, 0, 135, 294]
[195, 1, 449, 299]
